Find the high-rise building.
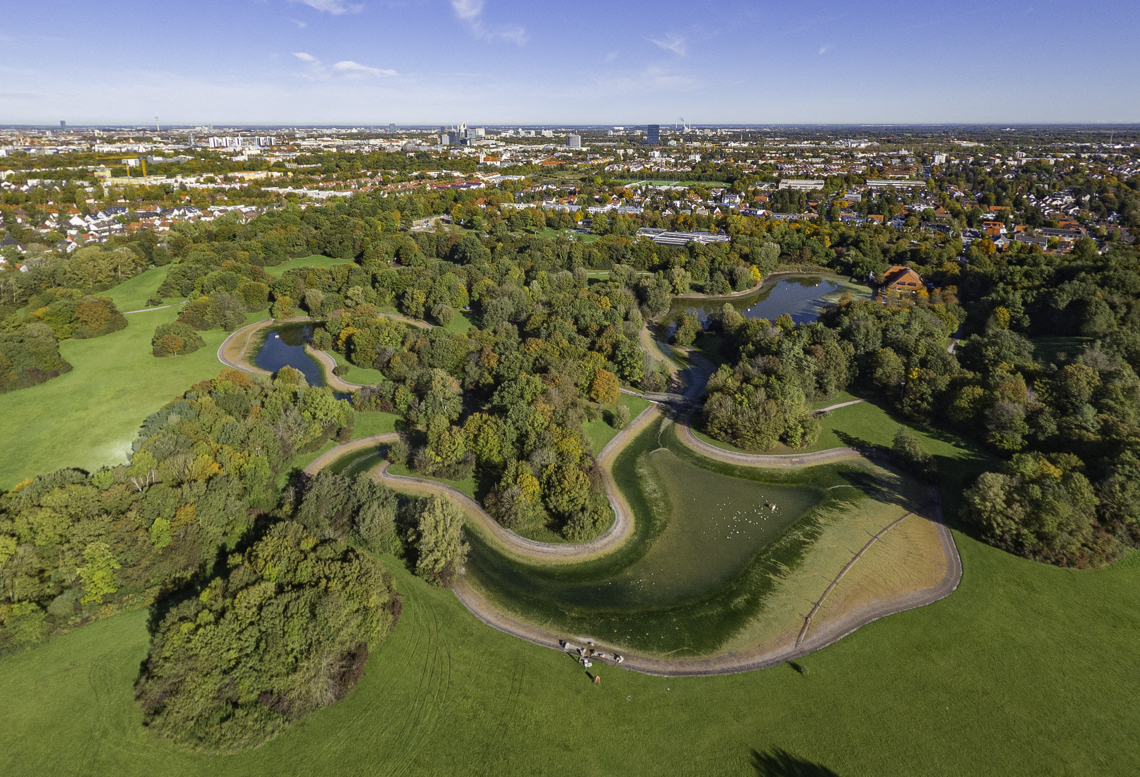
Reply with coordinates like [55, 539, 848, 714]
[389, 123, 397, 133]
[568, 134, 582, 149]
[60, 120, 67, 130]
[646, 124, 660, 145]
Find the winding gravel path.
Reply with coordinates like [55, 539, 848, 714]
[304, 405, 662, 563]
[217, 314, 427, 383]
[304, 346, 370, 393]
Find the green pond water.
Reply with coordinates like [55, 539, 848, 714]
[463, 417, 867, 657]
[325, 448, 387, 479]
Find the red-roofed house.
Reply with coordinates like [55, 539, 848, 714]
[882, 265, 923, 293]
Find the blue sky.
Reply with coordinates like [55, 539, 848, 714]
[2, 0, 1139, 125]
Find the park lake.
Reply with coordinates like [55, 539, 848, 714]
[254, 323, 326, 387]
[660, 274, 871, 339]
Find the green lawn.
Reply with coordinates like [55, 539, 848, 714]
[445, 310, 475, 333]
[2, 532, 1136, 776]
[264, 255, 354, 278]
[0, 307, 271, 489]
[583, 394, 652, 455]
[352, 411, 400, 438]
[698, 397, 984, 463]
[326, 349, 387, 385]
[1032, 335, 1091, 364]
[105, 267, 172, 311]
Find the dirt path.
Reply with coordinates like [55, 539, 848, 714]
[445, 392, 961, 676]
[294, 319, 963, 676]
[216, 319, 277, 376]
[795, 508, 919, 648]
[304, 346, 370, 393]
[451, 484, 962, 679]
[677, 421, 863, 468]
[303, 433, 399, 476]
[218, 315, 424, 384]
[813, 398, 865, 414]
[122, 304, 174, 314]
[376, 312, 433, 330]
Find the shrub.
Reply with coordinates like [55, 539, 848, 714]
[431, 303, 455, 327]
[152, 322, 205, 357]
[891, 427, 937, 482]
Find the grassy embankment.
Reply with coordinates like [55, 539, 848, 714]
[2, 533, 1136, 776]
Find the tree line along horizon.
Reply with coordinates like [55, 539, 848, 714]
[0, 184, 1138, 750]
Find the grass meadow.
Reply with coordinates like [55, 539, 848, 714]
[263, 254, 354, 277]
[1, 533, 1136, 776]
[0, 297, 270, 489]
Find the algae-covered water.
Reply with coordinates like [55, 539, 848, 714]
[464, 416, 872, 657]
[326, 447, 387, 479]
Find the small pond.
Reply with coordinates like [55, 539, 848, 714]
[254, 323, 326, 388]
[660, 274, 870, 339]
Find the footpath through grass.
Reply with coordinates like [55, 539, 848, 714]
[1, 536, 1137, 776]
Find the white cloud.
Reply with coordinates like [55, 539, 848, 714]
[818, 45, 829, 55]
[450, 0, 527, 45]
[451, 0, 483, 21]
[288, 18, 308, 28]
[649, 33, 686, 56]
[333, 60, 396, 78]
[289, 0, 363, 15]
[293, 52, 395, 79]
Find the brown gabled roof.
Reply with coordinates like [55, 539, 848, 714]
[883, 265, 922, 289]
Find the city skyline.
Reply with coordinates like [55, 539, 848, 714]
[2, 0, 1139, 125]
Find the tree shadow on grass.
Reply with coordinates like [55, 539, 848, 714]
[834, 429, 885, 453]
[836, 466, 925, 515]
[751, 748, 841, 776]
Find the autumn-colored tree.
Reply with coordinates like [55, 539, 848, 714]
[589, 368, 620, 405]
